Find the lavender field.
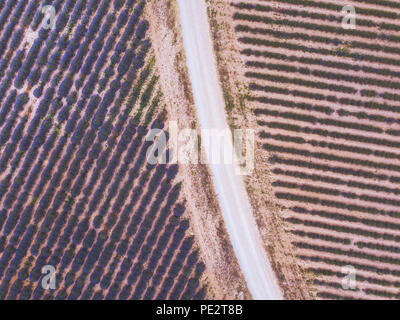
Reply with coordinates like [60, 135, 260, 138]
[0, 0, 206, 300]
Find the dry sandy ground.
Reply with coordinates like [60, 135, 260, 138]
[204, 0, 313, 299]
[145, 0, 251, 299]
[176, 0, 282, 300]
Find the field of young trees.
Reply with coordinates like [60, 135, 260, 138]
[232, 0, 400, 299]
[0, 0, 206, 299]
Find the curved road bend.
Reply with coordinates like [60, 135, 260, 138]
[177, 0, 283, 300]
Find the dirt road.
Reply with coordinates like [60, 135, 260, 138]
[177, 0, 283, 300]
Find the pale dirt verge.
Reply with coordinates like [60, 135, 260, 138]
[204, 0, 313, 299]
[145, 0, 251, 299]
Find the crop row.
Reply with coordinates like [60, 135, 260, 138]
[273, 179, 400, 209]
[272, 167, 400, 196]
[233, 12, 400, 43]
[260, 131, 400, 163]
[239, 36, 400, 68]
[268, 153, 400, 185]
[263, 142, 400, 177]
[233, 3, 400, 33]
[257, 111, 400, 150]
[308, 267, 400, 289]
[241, 46, 400, 81]
[247, 59, 400, 92]
[296, 241, 400, 269]
[287, 216, 400, 244]
[258, 0, 399, 19]
[276, 190, 400, 219]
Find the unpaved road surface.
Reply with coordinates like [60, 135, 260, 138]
[177, 0, 283, 300]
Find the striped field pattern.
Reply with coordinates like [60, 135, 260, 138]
[0, 0, 206, 300]
[232, 0, 400, 299]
